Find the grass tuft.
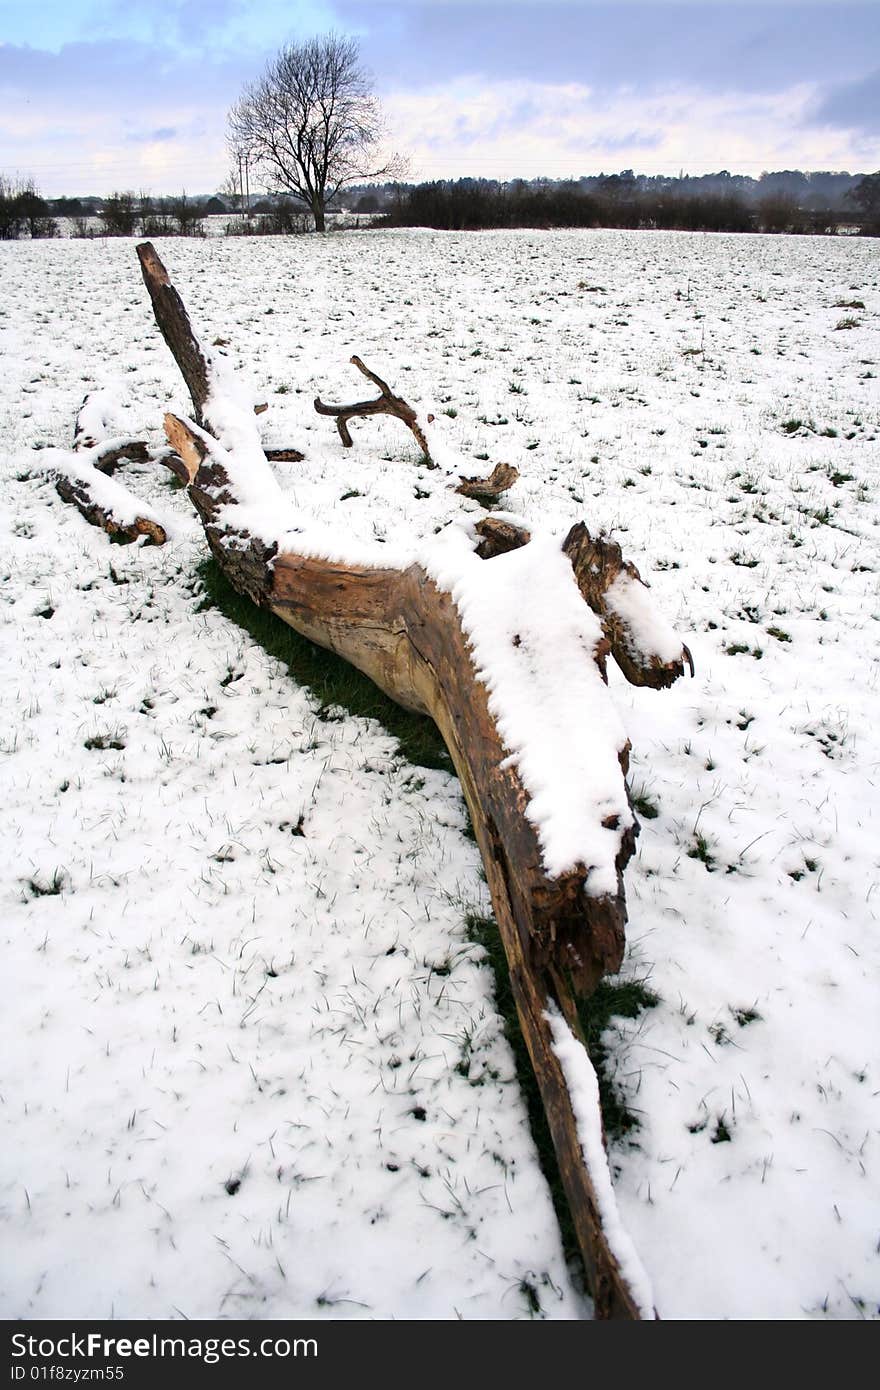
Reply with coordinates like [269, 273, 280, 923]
[629, 782, 659, 819]
[687, 833, 717, 871]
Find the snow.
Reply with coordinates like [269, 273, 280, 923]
[1, 227, 879, 1320]
[72, 387, 129, 447]
[604, 570, 685, 667]
[202, 351, 644, 890]
[423, 528, 633, 887]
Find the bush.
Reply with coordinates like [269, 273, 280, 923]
[0, 176, 58, 240]
[99, 192, 138, 237]
[168, 193, 206, 237]
[386, 178, 756, 233]
[224, 201, 311, 236]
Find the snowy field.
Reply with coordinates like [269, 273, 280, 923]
[1, 227, 878, 1321]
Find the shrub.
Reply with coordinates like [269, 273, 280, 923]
[0, 176, 58, 239]
[99, 192, 138, 237]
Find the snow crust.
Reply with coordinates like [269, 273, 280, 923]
[423, 527, 632, 886]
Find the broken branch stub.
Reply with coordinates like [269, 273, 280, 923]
[473, 516, 531, 558]
[456, 461, 519, 503]
[314, 355, 432, 460]
[265, 447, 306, 463]
[137, 241, 211, 423]
[563, 522, 693, 687]
[53, 470, 166, 546]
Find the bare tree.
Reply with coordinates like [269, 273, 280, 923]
[168, 192, 205, 237]
[217, 168, 243, 214]
[228, 32, 404, 232]
[849, 171, 880, 234]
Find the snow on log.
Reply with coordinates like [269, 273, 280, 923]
[135, 240, 693, 1319]
[546, 1005, 656, 1319]
[49, 391, 168, 544]
[72, 389, 150, 474]
[50, 450, 167, 545]
[564, 522, 692, 687]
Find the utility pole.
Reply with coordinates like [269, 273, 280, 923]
[235, 150, 252, 220]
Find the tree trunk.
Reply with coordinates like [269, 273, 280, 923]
[137, 240, 692, 1319]
[313, 202, 326, 233]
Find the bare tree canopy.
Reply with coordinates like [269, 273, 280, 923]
[228, 32, 403, 232]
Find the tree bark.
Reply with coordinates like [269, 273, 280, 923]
[456, 462, 519, 503]
[53, 471, 166, 546]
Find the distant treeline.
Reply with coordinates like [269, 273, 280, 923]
[0, 177, 58, 240]
[381, 172, 880, 235]
[3, 167, 879, 239]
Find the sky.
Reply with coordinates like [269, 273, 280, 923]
[0, 1, 878, 197]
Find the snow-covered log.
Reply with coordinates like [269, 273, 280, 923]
[136, 240, 693, 1319]
[49, 391, 167, 544]
[71, 389, 150, 472]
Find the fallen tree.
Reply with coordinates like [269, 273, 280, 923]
[58, 240, 693, 1318]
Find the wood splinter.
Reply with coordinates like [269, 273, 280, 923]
[314, 356, 432, 461]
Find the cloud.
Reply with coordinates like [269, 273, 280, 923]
[3, 0, 343, 58]
[124, 127, 179, 143]
[3, 19, 877, 198]
[0, 40, 238, 193]
[385, 75, 872, 179]
[350, 1, 880, 99]
[809, 68, 880, 136]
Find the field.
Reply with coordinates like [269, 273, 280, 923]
[1, 227, 878, 1320]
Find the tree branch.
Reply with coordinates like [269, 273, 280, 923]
[314, 355, 432, 459]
